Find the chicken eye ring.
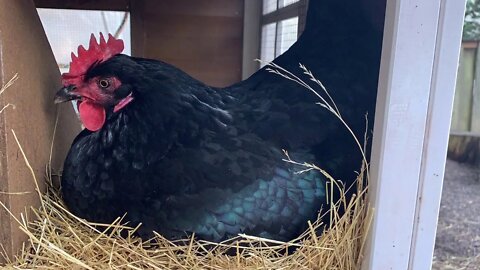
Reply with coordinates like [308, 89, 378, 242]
[99, 78, 110, 89]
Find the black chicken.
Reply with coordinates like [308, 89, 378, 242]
[54, 0, 383, 242]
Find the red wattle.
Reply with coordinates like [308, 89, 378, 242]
[78, 100, 106, 132]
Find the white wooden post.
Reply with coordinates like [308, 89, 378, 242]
[363, 0, 466, 269]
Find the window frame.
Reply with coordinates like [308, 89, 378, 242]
[260, 0, 308, 63]
[261, 0, 307, 30]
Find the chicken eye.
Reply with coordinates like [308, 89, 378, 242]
[99, 79, 110, 89]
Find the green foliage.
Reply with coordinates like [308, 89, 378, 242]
[464, 0, 480, 40]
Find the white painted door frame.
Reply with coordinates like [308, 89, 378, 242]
[363, 0, 466, 269]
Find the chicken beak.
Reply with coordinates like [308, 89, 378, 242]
[54, 85, 80, 104]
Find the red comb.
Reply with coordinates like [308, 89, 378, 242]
[62, 33, 124, 85]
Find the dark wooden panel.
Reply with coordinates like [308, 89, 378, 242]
[143, 0, 242, 17]
[130, 0, 145, 56]
[148, 36, 243, 63]
[132, 0, 244, 87]
[144, 15, 243, 39]
[34, 0, 130, 11]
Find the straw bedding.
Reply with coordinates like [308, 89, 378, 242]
[0, 72, 372, 270]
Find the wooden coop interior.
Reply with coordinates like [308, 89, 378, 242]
[1, 0, 311, 262]
[0, 0, 466, 269]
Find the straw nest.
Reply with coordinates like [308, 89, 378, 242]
[0, 68, 373, 269]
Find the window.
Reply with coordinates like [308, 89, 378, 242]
[276, 17, 299, 56]
[37, 9, 131, 74]
[259, 0, 306, 67]
[261, 23, 277, 63]
[263, 0, 300, 15]
[279, 0, 300, 9]
[263, 0, 277, 15]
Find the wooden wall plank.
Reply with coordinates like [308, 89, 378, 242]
[131, 0, 244, 87]
[408, 1, 466, 268]
[242, 0, 262, 79]
[130, 0, 145, 57]
[471, 45, 480, 132]
[363, 0, 466, 268]
[451, 47, 475, 132]
[0, 0, 81, 261]
[34, 0, 129, 11]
